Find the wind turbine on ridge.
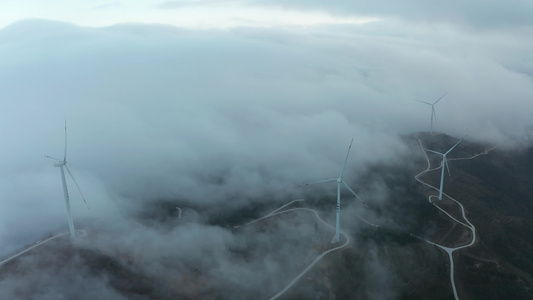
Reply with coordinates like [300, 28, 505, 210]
[415, 93, 447, 134]
[425, 137, 465, 200]
[45, 121, 89, 238]
[305, 139, 367, 243]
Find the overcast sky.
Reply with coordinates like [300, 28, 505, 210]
[1, 2, 532, 291]
[3, 0, 533, 29]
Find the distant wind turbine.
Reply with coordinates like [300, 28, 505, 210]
[305, 139, 367, 243]
[45, 121, 89, 238]
[415, 93, 447, 134]
[425, 137, 464, 200]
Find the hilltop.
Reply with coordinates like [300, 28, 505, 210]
[0, 133, 532, 299]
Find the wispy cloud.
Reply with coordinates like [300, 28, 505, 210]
[249, 0, 533, 30]
[158, 0, 242, 9]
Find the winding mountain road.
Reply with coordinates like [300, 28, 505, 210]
[233, 199, 376, 300]
[414, 136, 491, 300]
[1, 136, 490, 299]
[0, 230, 86, 267]
[263, 135, 489, 300]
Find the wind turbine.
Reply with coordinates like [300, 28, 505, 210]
[305, 139, 367, 243]
[415, 93, 447, 134]
[45, 121, 89, 238]
[425, 137, 464, 200]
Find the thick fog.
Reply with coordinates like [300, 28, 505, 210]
[0, 9, 532, 298]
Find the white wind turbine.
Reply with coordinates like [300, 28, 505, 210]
[425, 137, 464, 200]
[45, 121, 89, 238]
[415, 93, 447, 134]
[305, 139, 367, 243]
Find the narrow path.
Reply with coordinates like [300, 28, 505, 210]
[265, 207, 350, 300]
[0, 230, 86, 266]
[414, 136, 491, 300]
[233, 199, 376, 300]
[233, 199, 305, 229]
[461, 253, 500, 268]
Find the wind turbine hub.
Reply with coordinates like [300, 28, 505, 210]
[336, 178, 341, 183]
[54, 160, 67, 167]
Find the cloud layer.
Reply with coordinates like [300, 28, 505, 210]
[250, 0, 533, 29]
[0, 17, 532, 297]
[1, 17, 532, 248]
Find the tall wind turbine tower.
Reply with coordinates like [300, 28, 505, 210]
[306, 139, 367, 243]
[45, 121, 89, 238]
[416, 93, 447, 134]
[425, 137, 464, 200]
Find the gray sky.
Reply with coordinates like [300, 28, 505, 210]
[0, 2, 532, 296]
[250, 0, 533, 29]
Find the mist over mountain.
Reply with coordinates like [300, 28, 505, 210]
[0, 17, 532, 299]
[2, 131, 532, 299]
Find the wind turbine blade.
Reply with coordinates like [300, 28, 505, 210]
[341, 180, 360, 199]
[305, 178, 336, 186]
[65, 165, 90, 210]
[425, 149, 444, 156]
[414, 99, 432, 105]
[433, 92, 447, 105]
[63, 120, 67, 162]
[339, 138, 353, 179]
[44, 155, 61, 162]
[445, 136, 465, 155]
[342, 180, 368, 207]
